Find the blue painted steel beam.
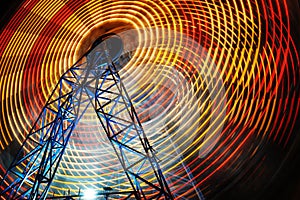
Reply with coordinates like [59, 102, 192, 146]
[0, 35, 173, 199]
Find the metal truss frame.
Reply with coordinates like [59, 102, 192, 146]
[0, 36, 173, 199]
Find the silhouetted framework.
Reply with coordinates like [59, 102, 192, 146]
[0, 35, 173, 199]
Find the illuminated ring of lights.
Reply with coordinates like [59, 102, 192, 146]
[0, 0, 299, 199]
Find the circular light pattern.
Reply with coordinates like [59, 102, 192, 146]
[0, 0, 299, 199]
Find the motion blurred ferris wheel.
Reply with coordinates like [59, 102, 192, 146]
[0, 0, 299, 199]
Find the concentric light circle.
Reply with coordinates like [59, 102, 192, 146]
[0, 0, 299, 199]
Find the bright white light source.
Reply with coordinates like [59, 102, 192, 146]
[83, 188, 97, 200]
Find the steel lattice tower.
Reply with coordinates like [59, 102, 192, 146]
[0, 34, 173, 200]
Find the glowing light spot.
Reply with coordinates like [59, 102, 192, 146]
[83, 188, 97, 200]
